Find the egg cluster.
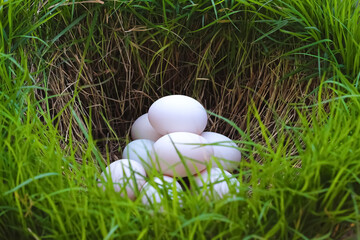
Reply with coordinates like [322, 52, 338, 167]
[98, 95, 241, 205]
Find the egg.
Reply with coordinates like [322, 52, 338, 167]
[131, 113, 162, 141]
[201, 132, 241, 171]
[152, 132, 214, 177]
[141, 176, 183, 206]
[194, 168, 240, 199]
[194, 168, 232, 186]
[148, 95, 208, 135]
[122, 139, 154, 169]
[98, 159, 146, 200]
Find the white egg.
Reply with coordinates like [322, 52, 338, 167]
[141, 176, 182, 206]
[194, 168, 232, 186]
[148, 95, 208, 135]
[194, 168, 240, 199]
[122, 139, 154, 169]
[152, 132, 214, 177]
[131, 113, 162, 141]
[201, 132, 241, 171]
[98, 159, 146, 200]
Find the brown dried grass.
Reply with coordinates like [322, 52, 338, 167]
[35, 7, 318, 161]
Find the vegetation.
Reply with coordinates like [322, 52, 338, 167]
[0, 0, 359, 239]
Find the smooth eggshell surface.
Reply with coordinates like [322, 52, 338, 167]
[201, 132, 241, 171]
[148, 95, 208, 135]
[194, 168, 240, 199]
[131, 113, 162, 141]
[122, 139, 154, 170]
[194, 168, 232, 187]
[141, 176, 182, 206]
[98, 159, 146, 200]
[152, 132, 213, 177]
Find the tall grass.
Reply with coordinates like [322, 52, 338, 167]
[1, 0, 359, 239]
[251, 0, 360, 79]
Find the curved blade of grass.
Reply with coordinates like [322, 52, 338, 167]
[3, 172, 59, 196]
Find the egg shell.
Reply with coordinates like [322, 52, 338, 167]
[122, 139, 154, 170]
[205, 177, 240, 199]
[98, 159, 146, 200]
[148, 95, 208, 135]
[201, 132, 241, 171]
[194, 168, 232, 187]
[141, 176, 182, 206]
[131, 113, 162, 141]
[152, 132, 214, 177]
[194, 168, 240, 199]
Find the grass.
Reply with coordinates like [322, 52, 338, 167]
[1, 0, 360, 239]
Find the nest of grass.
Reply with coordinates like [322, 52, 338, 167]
[35, 4, 319, 162]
